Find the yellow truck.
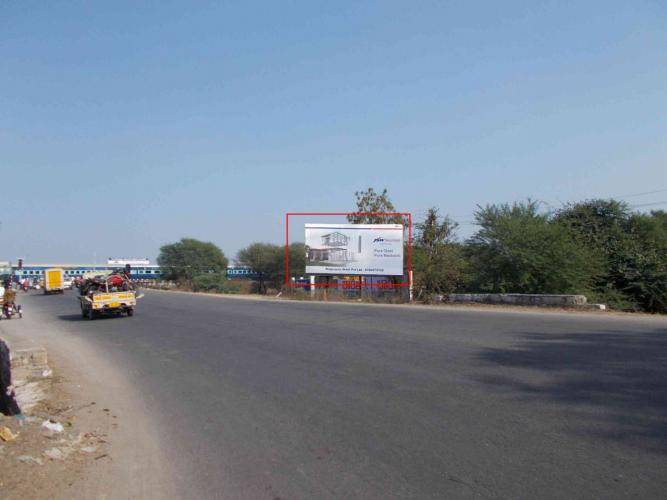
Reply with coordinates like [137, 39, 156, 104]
[79, 290, 142, 319]
[44, 268, 65, 294]
[79, 272, 144, 319]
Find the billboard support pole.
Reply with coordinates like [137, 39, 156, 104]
[284, 213, 289, 287]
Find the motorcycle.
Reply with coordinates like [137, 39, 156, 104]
[1, 302, 22, 320]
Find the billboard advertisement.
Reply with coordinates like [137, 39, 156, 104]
[305, 223, 404, 276]
[107, 258, 150, 266]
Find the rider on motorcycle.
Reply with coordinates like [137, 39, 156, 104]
[3, 280, 16, 306]
[3, 280, 16, 298]
[1, 280, 23, 319]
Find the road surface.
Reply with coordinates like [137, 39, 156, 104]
[14, 290, 667, 498]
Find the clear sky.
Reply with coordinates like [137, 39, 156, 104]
[2, 1, 666, 263]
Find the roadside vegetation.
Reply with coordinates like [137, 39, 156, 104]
[155, 189, 666, 314]
[236, 242, 305, 294]
[415, 198, 666, 313]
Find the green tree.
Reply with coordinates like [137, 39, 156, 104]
[236, 242, 305, 293]
[555, 201, 667, 311]
[347, 188, 406, 292]
[236, 243, 277, 294]
[285, 242, 306, 284]
[347, 187, 404, 224]
[157, 238, 228, 286]
[467, 201, 600, 294]
[623, 211, 667, 312]
[554, 199, 630, 247]
[413, 208, 464, 301]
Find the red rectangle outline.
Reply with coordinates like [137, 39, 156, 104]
[285, 212, 412, 287]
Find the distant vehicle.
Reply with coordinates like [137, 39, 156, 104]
[63, 277, 74, 290]
[44, 268, 65, 294]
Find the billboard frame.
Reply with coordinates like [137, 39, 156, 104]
[285, 212, 413, 287]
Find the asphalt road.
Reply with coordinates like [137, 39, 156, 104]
[20, 290, 667, 499]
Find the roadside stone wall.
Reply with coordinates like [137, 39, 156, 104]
[445, 293, 587, 307]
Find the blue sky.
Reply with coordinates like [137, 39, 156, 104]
[1, 1, 666, 263]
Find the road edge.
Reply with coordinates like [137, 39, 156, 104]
[146, 288, 667, 323]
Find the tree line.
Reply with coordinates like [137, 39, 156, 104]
[157, 188, 667, 313]
[414, 199, 666, 312]
[156, 238, 305, 294]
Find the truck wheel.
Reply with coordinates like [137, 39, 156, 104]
[87, 308, 95, 320]
[126, 308, 134, 317]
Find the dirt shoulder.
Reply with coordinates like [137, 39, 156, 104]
[0, 296, 175, 499]
[0, 347, 112, 499]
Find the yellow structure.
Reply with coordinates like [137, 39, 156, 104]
[44, 268, 64, 294]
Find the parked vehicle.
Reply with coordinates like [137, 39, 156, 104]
[44, 268, 65, 294]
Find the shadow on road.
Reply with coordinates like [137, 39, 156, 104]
[57, 314, 124, 322]
[477, 327, 667, 453]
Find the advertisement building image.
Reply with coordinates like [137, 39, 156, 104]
[307, 231, 355, 263]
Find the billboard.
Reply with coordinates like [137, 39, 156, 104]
[305, 223, 404, 276]
[107, 258, 150, 266]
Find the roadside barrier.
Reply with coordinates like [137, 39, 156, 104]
[446, 293, 588, 307]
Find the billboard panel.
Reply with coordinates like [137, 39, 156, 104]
[305, 223, 404, 276]
[107, 258, 150, 266]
